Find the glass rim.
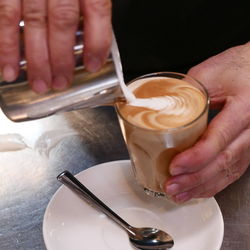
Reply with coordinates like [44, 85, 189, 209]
[115, 71, 210, 133]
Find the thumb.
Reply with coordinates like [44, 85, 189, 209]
[169, 95, 249, 176]
[187, 60, 227, 109]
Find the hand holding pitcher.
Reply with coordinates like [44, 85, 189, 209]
[0, 0, 112, 93]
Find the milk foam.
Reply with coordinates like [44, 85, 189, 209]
[111, 36, 137, 103]
[117, 77, 206, 130]
[127, 78, 172, 111]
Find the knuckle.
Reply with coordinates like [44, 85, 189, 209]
[51, 4, 79, 29]
[220, 149, 234, 169]
[226, 167, 240, 183]
[187, 64, 209, 83]
[217, 149, 241, 181]
[0, 4, 19, 26]
[24, 4, 46, 27]
[217, 151, 231, 173]
[188, 172, 202, 186]
[87, 0, 112, 17]
[24, 14, 46, 28]
[188, 66, 202, 79]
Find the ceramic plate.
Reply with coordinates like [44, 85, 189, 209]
[43, 160, 224, 250]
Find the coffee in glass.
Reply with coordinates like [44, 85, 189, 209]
[116, 72, 209, 197]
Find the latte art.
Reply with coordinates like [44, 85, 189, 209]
[118, 77, 207, 130]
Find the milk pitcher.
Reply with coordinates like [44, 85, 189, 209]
[0, 22, 123, 122]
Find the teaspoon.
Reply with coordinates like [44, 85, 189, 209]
[57, 170, 174, 250]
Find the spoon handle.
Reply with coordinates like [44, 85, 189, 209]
[57, 170, 135, 235]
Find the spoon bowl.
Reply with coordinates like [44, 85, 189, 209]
[129, 227, 174, 249]
[57, 170, 174, 250]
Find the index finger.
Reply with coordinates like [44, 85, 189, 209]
[0, 0, 21, 81]
[169, 96, 249, 175]
[80, 0, 112, 72]
[48, 0, 80, 90]
[23, 0, 52, 93]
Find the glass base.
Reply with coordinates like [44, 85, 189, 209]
[143, 187, 166, 198]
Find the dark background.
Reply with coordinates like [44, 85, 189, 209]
[112, 0, 250, 81]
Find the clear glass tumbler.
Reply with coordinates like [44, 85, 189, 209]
[115, 72, 209, 198]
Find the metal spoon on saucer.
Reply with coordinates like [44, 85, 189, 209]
[57, 171, 174, 250]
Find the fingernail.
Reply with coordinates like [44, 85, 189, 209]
[32, 79, 48, 94]
[175, 192, 190, 203]
[86, 55, 102, 72]
[2, 64, 16, 82]
[166, 183, 179, 195]
[53, 76, 68, 90]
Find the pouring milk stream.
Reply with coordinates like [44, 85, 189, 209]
[111, 36, 189, 114]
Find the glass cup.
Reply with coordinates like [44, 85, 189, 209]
[115, 72, 209, 198]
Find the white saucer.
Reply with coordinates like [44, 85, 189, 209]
[43, 160, 224, 250]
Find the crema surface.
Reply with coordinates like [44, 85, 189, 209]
[118, 77, 206, 130]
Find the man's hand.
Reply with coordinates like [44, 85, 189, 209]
[165, 42, 250, 203]
[0, 0, 112, 93]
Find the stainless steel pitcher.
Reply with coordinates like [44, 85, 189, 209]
[0, 22, 122, 122]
